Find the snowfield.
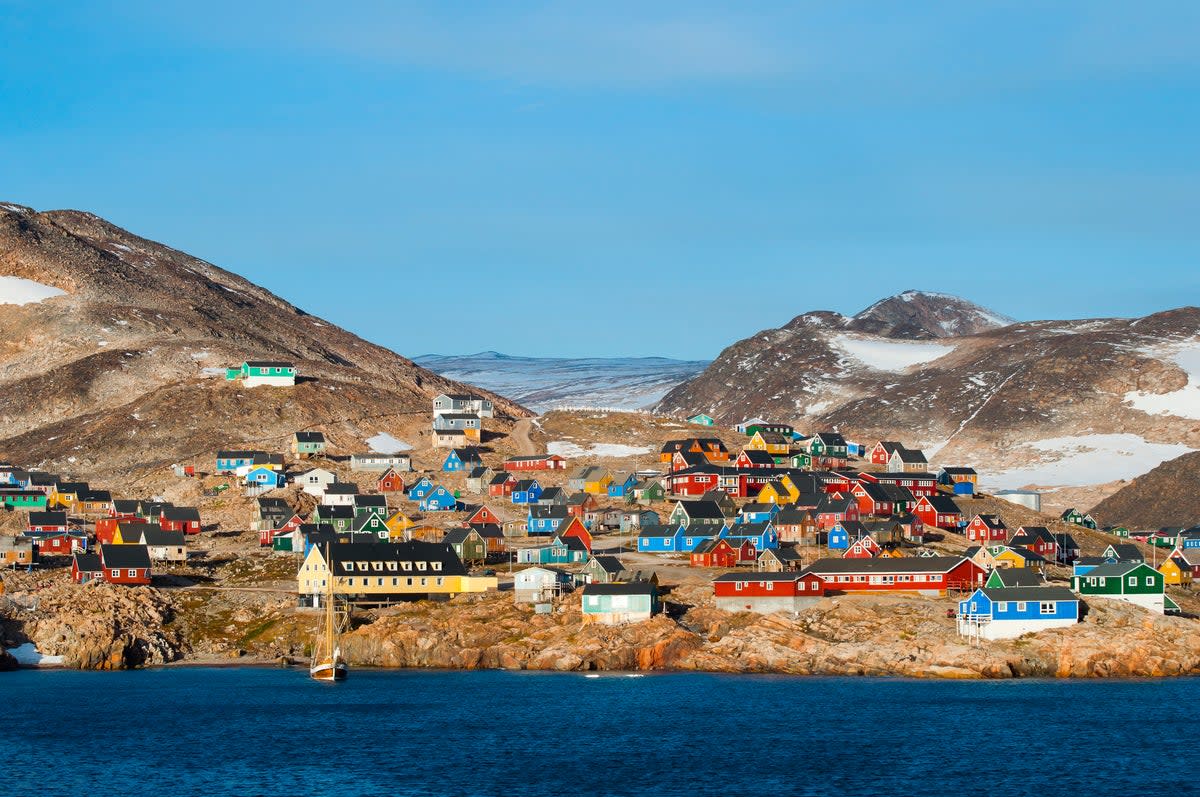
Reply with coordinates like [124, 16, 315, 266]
[829, 334, 954, 372]
[1123, 344, 1200, 420]
[0, 276, 66, 305]
[983, 434, 1195, 490]
[366, 432, 413, 454]
[548, 441, 651, 458]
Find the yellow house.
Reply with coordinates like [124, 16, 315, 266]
[297, 541, 497, 606]
[991, 546, 1045, 571]
[747, 431, 790, 457]
[969, 546, 997, 570]
[1159, 556, 1193, 586]
[385, 511, 417, 540]
[583, 472, 614, 495]
[0, 536, 35, 566]
[73, 491, 113, 516]
[878, 544, 906, 558]
[757, 481, 794, 505]
[112, 520, 159, 545]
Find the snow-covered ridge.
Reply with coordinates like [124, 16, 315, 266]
[0, 276, 66, 305]
[828, 334, 955, 372]
[366, 432, 412, 454]
[983, 434, 1196, 490]
[548, 441, 651, 458]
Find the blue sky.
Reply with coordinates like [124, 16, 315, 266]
[1, 2, 1197, 359]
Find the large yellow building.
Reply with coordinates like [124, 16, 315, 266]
[298, 541, 497, 607]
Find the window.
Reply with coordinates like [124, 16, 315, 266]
[420, 578, 427, 586]
[1040, 602, 1055, 615]
[1016, 602, 1027, 612]
[766, 582, 774, 591]
[996, 602, 1008, 612]
[432, 562, 442, 572]
[377, 578, 384, 587]
[1127, 575, 1137, 587]
[111, 569, 119, 578]
[735, 582, 743, 591]
[1145, 576, 1154, 586]
[969, 601, 977, 612]
[391, 578, 398, 586]
[436, 578, 443, 586]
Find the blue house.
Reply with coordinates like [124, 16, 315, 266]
[511, 479, 543, 505]
[722, 521, 778, 552]
[738, 502, 780, 524]
[528, 505, 569, 536]
[407, 476, 435, 501]
[637, 525, 686, 553]
[956, 586, 1080, 640]
[245, 466, 285, 488]
[828, 520, 867, 551]
[419, 486, 458, 512]
[606, 473, 639, 499]
[216, 450, 258, 473]
[442, 447, 481, 473]
[677, 526, 719, 553]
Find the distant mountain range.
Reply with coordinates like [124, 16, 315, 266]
[414, 351, 709, 412]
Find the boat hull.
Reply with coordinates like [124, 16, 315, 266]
[309, 661, 349, 682]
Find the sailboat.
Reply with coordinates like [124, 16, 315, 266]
[310, 546, 348, 681]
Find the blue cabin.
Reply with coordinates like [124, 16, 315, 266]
[407, 477, 435, 501]
[528, 506, 569, 536]
[511, 480, 543, 505]
[607, 473, 639, 499]
[245, 466, 285, 488]
[419, 486, 458, 512]
[442, 451, 467, 472]
[828, 522, 853, 550]
[515, 535, 589, 565]
[638, 525, 686, 553]
[739, 503, 780, 524]
[216, 452, 256, 473]
[953, 481, 975, 496]
[957, 586, 1080, 640]
[676, 526, 718, 553]
[723, 522, 778, 552]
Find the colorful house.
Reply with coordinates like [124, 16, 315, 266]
[957, 586, 1081, 640]
[1158, 556, 1193, 587]
[690, 538, 742, 568]
[515, 534, 589, 565]
[291, 431, 326, 459]
[407, 477, 436, 501]
[747, 431, 791, 458]
[160, 507, 202, 535]
[1072, 562, 1176, 614]
[938, 467, 978, 495]
[97, 543, 153, 585]
[297, 541, 497, 606]
[583, 471, 614, 496]
[225, 360, 296, 387]
[668, 500, 727, 529]
[245, 466, 285, 488]
[503, 454, 567, 471]
[637, 525, 687, 553]
[511, 479, 544, 505]
[965, 514, 1008, 543]
[558, 516, 593, 552]
[687, 414, 715, 426]
[442, 527, 488, 564]
[419, 486, 458, 512]
[442, 447, 482, 473]
[807, 556, 986, 595]
[377, 467, 406, 493]
[1061, 508, 1098, 529]
[712, 571, 825, 615]
[992, 546, 1046, 571]
[580, 581, 659, 625]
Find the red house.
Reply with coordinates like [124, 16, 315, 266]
[33, 532, 86, 556]
[259, 513, 304, 547]
[71, 551, 104, 584]
[965, 514, 1008, 543]
[858, 472, 938, 498]
[466, 505, 501, 526]
[712, 571, 826, 612]
[1009, 526, 1057, 558]
[503, 455, 567, 471]
[96, 515, 137, 545]
[816, 496, 860, 530]
[666, 470, 720, 497]
[488, 473, 517, 498]
[806, 555, 985, 594]
[913, 495, 964, 531]
[690, 538, 740, 568]
[734, 450, 777, 470]
[869, 441, 903, 466]
[160, 507, 202, 535]
[97, 544, 152, 585]
[377, 467, 406, 493]
[850, 482, 896, 518]
[558, 516, 593, 552]
[27, 511, 69, 533]
[842, 535, 880, 559]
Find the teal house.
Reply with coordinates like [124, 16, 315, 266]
[225, 360, 296, 387]
[2, 491, 49, 510]
[1072, 561, 1178, 614]
[581, 581, 659, 625]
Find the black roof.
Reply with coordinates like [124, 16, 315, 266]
[324, 483, 361, 494]
[590, 555, 624, 574]
[140, 528, 186, 546]
[73, 551, 102, 571]
[988, 569, 1043, 587]
[713, 571, 806, 582]
[582, 581, 656, 596]
[674, 500, 725, 520]
[978, 586, 1078, 602]
[161, 506, 201, 522]
[295, 431, 325, 443]
[530, 505, 570, 519]
[921, 495, 962, 513]
[806, 556, 970, 575]
[322, 541, 468, 576]
[28, 511, 67, 525]
[99, 544, 152, 569]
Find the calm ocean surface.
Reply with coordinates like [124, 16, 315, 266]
[1, 667, 1194, 797]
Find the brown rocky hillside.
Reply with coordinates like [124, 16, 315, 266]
[1090, 451, 1200, 529]
[0, 202, 528, 483]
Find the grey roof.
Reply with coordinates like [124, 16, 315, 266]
[294, 431, 325, 443]
[713, 571, 807, 582]
[921, 495, 963, 513]
[245, 360, 295, 368]
[590, 555, 624, 574]
[27, 511, 68, 526]
[988, 569, 1043, 587]
[161, 506, 201, 522]
[140, 528, 186, 546]
[582, 581, 656, 596]
[978, 586, 1078, 602]
[73, 551, 102, 571]
[1107, 543, 1144, 561]
[1079, 561, 1152, 578]
[324, 541, 468, 576]
[674, 500, 726, 520]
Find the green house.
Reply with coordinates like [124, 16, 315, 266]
[1061, 508, 1097, 529]
[1072, 561, 1177, 614]
[313, 505, 354, 533]
[353, 514, 391, 541]
[292, 431, 326, 458]
[1110, 526, 1131, 538]
[635, 480, 666, 504]
[225, 360, 296, 387]
[443, 528, 487, 564]
[687, 414, 715, 426]
[3, 491, 48, 510]
[788, 452, 812, 469]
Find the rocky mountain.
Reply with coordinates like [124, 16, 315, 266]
[0, 202, 526, 482]
[414, 351, 709, 412]
[656, 292, 1200, 494]
[1089, 451, 1200, 529]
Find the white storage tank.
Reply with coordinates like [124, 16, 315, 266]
[994, 489, 1042, 512]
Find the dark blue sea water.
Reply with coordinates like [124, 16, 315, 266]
[0, 667, 1194, 797]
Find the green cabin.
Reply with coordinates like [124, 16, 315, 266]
[1072, 561, 1177, 614]
[3, 492, 48, 510]
[687, 414, 715, 426]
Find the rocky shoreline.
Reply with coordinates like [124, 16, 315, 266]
[4, 576, 1199, 679]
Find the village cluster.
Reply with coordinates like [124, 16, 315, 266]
[2, 362, 1197, 645]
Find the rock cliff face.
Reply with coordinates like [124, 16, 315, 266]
[0, 202, 527, 483]
[1089, 451, 1200, 529]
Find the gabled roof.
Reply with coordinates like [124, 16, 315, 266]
[673, 500, 725, 520]
[815, 432, 847, 447]
[987, 569, 1043, 588]
[140, 528, 186, 546]
[321, 541, 468, 576]
[1011, 526, 1055, 544]
[27, 511, 68, 526]
[581, 581, 656, 596]
[978, 586, 1078, 602]
[1106, 543, 1144, 561]
[73, 551, 102, 572]
[737, 450, 776, 465]
[920, 495, 962, 513]
[294, 431, 325, 443]
[99, 543, 152, 569]
[971, 514, 1007, 529]
[442, 528, 480, 545]
[939, 466, 977, 475]
[1079, 561, 1153, 579]
[806, 555, 971, 575]
[891, 448, 927, 464]
[637, 525, 679, 538]
[161, 506, 201, 522]
[245, 360, 295, 368]
[590, 555, 625, 575]
[324, 483, 361, 495]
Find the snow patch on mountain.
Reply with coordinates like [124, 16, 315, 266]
[982, 434, 1196, 490]
[1123, 343, 1200, 420]
[828, 334, 955, 372]
[0, 276, 66, 305]
[366, 432, 412, 454]
[547, 441, 651, 458]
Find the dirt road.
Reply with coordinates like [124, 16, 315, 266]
[510, 417, 539, 456]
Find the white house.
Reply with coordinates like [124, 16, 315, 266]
[321, 483, 359, 507]
[513, 567, 571, 603]
[296, 468, 338, 497]
[433, 393, 494, 418]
